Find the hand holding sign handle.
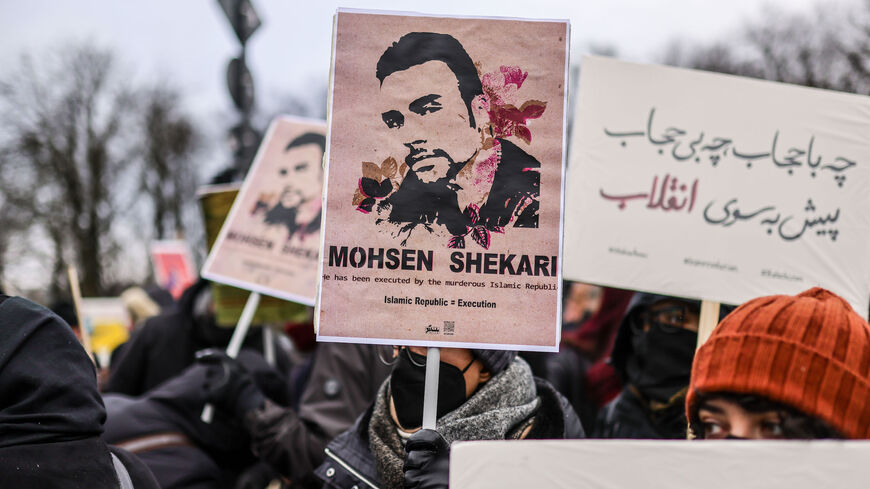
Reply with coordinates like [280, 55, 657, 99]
[201, 291, 261, 424]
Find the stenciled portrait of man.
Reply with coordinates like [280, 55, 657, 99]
[353, 32, 546, 249]
[252, 131, 325, 242]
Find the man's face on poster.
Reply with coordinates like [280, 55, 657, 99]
[277, 142, 323, 209]
[379, 61, 480, 184]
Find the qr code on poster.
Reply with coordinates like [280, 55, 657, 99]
[443, 321, 455, 335]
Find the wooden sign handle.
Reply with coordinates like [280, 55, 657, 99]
[67, 265, 94, 362]
[688, 299, 721, 439]
[696, 300, 721, 350]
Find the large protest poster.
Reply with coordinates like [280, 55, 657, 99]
[203, 116, 327, 307]
[564, 56, 870, 314]
[317, 10, 569, 350]
[150, 240, 196, 300]
[197, 184, 308, 328]
[450, 440, 870, 488]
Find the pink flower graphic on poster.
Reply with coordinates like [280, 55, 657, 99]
[475, 65, 547, 145]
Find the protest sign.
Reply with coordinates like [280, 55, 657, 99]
[450, 439, 870, 488]
[150, 240, 196, 300]
[197, 183, 309, 327]
[564, 56, 870, 314]
[316, 9, 570, 350]
[79, 297, 130, 366]
[202, 116, 327, 307]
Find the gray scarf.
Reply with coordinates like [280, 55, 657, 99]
[368, 357, 539, 489]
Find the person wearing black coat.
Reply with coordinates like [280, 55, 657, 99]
[0, 294, 159, 489]
[593, 293, 701, 439]
[314, 348, 584, 489]
[197, 342, 393, 488]
[103, 348, 290, 489]
[105, 278, 291, 397]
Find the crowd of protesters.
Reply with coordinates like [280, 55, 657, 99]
[1, 276, 868, 489]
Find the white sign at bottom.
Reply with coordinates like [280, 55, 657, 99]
[451, 439, 869, 488]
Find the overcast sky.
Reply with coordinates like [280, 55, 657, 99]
[1, 1, 826, 121]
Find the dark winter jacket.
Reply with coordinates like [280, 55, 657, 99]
[0, 295, 159, 489]
[242, 343, 393, 487]
[102, 352, 282, 489]
[592, 386, 688, 439]
[105, 279, 290, 396]
[314, 377, 584, 489]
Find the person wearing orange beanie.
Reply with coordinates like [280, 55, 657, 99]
[687, 287, 870, 439]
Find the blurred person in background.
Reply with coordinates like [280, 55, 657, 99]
[545, 286, 633, 432]
[113, 285, 170, 366]
[105, 278, 291, 397]
[561, 282, 604, 333]
[688, 287, 870, 440]
[593, 293, 701, 439]
[195, 343, 393, 488]
[103, 348, 290, 489]
[121, 286, 163, 329]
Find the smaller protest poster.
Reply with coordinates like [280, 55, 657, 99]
[150, 240, 196, 300]
[197, 183, 309, 327]
[450, 440, 870, 488]
[203, 116, 327, 306]
[564, 56, 870, 313]
[316, 9, 570, 351]
[79, 297, 130, 366]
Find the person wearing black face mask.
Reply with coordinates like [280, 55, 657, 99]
[315, 346, 585, 489]
[593, 293, 703, 439]
[389, 348, 475, 430]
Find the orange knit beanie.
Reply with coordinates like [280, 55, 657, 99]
[687, 287, 870, 439]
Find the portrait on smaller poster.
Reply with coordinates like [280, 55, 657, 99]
[197, 184, 310, 327]
[202, 116, 327, 306]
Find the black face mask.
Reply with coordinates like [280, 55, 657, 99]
[390, 348, 474, 429]
[626, 322, 697, 403]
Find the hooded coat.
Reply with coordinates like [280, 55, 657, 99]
[0, 295, 158, 489]
[592, 293, 710, 439]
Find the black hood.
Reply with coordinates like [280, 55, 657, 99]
[610, 293, 700, 383]
[610, 293, 735, 383]
[173, 278, 235, 347]
[0, 296, 105, 447]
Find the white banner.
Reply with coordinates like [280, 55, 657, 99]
[451, 440, 870, 488]
[564, 56, 870, 313]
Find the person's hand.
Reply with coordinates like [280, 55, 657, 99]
[234, 462, 281, 489]
[196, 349, 265, 419]
[403, 429, 450, 489]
